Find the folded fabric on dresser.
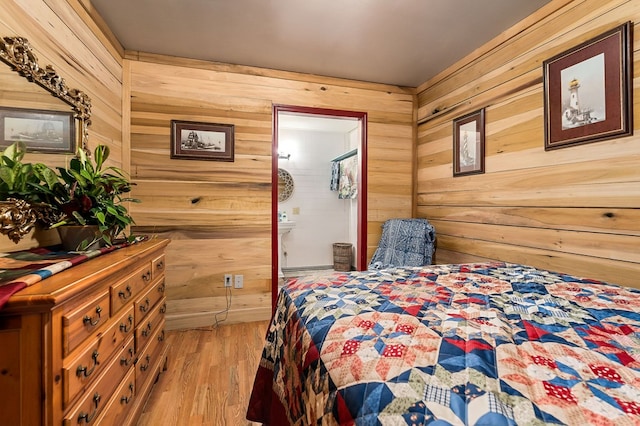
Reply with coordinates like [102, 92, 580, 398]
[0, 238, 141, 309]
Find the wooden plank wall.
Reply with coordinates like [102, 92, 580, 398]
[416, 0, 640, 288]
[0, 0, 124, 252]
[126, 54, 415, 329]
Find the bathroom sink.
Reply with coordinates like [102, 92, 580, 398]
[278, 221, 296, 232]
[277, 221, 296, 279]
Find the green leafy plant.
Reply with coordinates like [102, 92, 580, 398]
[0, 142, 139, 248]
[47, 145, 140, 246]
[0, 142, 58, 203]
[0, 142, 64, 243]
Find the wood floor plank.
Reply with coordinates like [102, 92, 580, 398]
[137, 320, 269, 426]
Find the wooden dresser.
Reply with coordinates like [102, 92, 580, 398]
[0, 238, 170, 426]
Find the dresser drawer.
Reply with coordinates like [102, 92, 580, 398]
[135, 318, 166, 392]
[63, 342, 133, 426]
[134, 278, 165, 325]
[152, 254, 166, 281]
[135, 297, 166, 353]
[62, 290, 110, 356]
[110, 264, 154, 315]
[63, 307, 135, 408]
[93, 369, 136, 426]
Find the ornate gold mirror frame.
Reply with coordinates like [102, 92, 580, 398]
[0, 36, 92, 243]
[0, 36, 92, 153]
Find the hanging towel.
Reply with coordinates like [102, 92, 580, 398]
[338, 156, 358, 199]
[330, 160, 340, 191]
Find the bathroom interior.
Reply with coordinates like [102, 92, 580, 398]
[276, 111, 361, 282]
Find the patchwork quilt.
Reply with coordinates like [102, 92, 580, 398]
[247, 262, 640, 425]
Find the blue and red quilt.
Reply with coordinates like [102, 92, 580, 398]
[247, 262, 640, 425]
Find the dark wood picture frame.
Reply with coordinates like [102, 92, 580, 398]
[170, 120, 235, 161]
[543, 22, 633, 150]
[453, 108, 485, 177]
[0, 106, 75, 153]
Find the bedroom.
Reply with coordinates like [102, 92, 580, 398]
[0, 0, 638, 424]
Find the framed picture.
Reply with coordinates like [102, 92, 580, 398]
[453, 108, 485, 177]
[543, 22, 632, 150]
[0, 106, 75, 153]
[170, 120, 234, 161]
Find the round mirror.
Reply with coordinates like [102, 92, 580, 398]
[278, 168, 294, 202]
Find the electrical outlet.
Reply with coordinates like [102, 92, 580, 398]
[224, 274, 232, 287]
[234, 274, 244, 288]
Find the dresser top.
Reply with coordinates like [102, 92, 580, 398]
[0, 238, 170, 313]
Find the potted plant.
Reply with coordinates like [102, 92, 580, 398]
[45, 144, 140, 250]
[0, 142, 59, 202]
[0, 142, 61, 243]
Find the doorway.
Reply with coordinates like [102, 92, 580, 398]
[271, 105, 368, 309]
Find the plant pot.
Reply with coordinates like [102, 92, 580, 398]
[57, 225, 105, 251]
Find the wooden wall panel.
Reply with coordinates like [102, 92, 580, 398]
[416, 0, 640, 288]
[0, 0, 123, 252]
[128, 57, 415, 329]
[14, 0, 633, 331]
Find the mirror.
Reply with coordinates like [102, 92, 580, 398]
[0, 36, 93, 244]
[0, 36, 92, 154]
[278, 168, 294, 202]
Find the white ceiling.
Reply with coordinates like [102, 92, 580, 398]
[91, 0, 551, 87]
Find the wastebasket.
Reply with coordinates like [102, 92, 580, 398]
[333, 243, 353, 272]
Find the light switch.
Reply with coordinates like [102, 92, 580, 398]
[234, 274, 244, 288]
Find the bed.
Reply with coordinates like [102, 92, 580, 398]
[246, 262, 640, 425]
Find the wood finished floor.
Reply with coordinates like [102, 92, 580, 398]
[137, 320, 269, 426]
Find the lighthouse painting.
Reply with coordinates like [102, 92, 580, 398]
[453, 108, 485, 177]
[560, 53, 606, 129]
[543, 22, 632, 150]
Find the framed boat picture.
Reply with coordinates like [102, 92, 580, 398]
[0, 106, 75, 153]
[170, 120, 235, 161]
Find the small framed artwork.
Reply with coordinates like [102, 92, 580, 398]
[0, 106, 75, 153]
[543, 22, 632, 150]
[453, 108, 485, 177]
[170, 120, 235, 161]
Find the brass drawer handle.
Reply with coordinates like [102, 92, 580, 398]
[158, 330, 165, 342]
[158, 282, 165, 293]
[141, 322, 152, 337]
[120, 383, 134, 405]
[83, 306, 102, 327]
[120, 347, 134, 367]
[76, 351, 99, 378]
[77, 392, 101, 424]
[160, 303, 167, 314]
[118, 285, 132, 300]
[120, 315, 134, 333]
[156, 260, 164, 271]
[142, 270, 151, 282]
[139, 298, 150, 313]
[139, 354, 151, 372]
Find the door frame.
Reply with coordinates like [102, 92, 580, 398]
[272, 104, 368, 309]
